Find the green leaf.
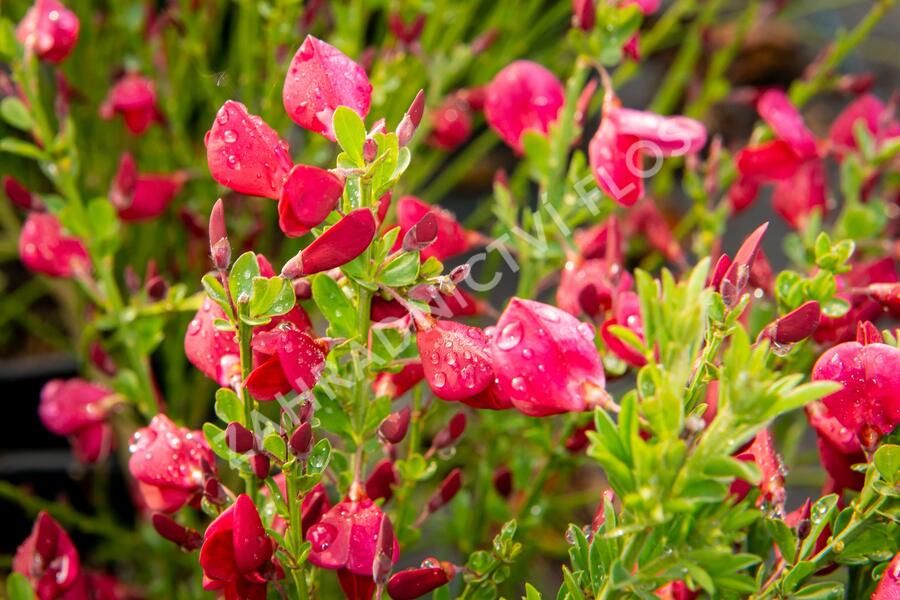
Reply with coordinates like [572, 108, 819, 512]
[333, 106, 367, 167]
[561, 567, 586, 600]
[202, 274, 234, 320]
[6, 573, 36, 600]
[215, 388, 243, 423]
[229, 251, 259, 304]
[782, 561, 817, 594]
[873, 444, 900, 485]
[203, 422, 238, 462]
[307, 438, 332, 473]
[0, 97, 33, 131]
[378, 251, 420, 287]
[788, 582, 843, 599]
[263, 432, 287, 462]
[0, 18, 17, 59]
[86, 198, 120, 255]
[0, 137, 48, 160]
[250, 276, 295, 318]
[799, 495, 838, 560]
[765, 518, 798, 564]
[311, 274, 357, 338]
[523, 583, 542, 600]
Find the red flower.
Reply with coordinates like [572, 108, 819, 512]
[490, 298, 606, 416]
[306, 495, 400, 575]
[282, 208, 377, 277]
[608, 108, 707, 156]
[200, 494, 282, 600]
[757, 301, 822, 346]
[13, 512, 81, 600]
[872, 552, 900, 600]
[416, 319, 494, 401]
[428, 97, 473, 150]
[655, 581, 698, 600]
[729, 429, 785, 509]
[771, 160, 826, 230]
[395, 196, 472, 261]
[814, 258, 898, 344]
[100, 73, 159, 135]
[387, 561, 455, 600]
[756, 89, 818, 160]
[16, 0, 79, 64]
[373, 363, 425, 399]
[282, 35, 372, 141]
[557, 259, 632, 320]
[484, 61, 565, 154]
[589, 116, 643, 207]
[278, 165, 344, 237]
[128, 414, 215, 513]
[806, 401, 865, 494]
[812, 326, 900, 444]
[109, 153, 185, 221]
[829, 94, 899, 158]
[245, 323, 326, 400]
[39, 379, 115, 463]
[205, 101, 294, 200]
[19, 212, 89, 278]
[600, 291, 647, 368]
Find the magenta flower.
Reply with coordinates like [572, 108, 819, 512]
[589, 116, 644, 207]
[282, 35, 372, 141]
[600, 291, 647, 368]
[16, 0, 80, 64]
[655, 581, 699, 600]
[756, 89, 819, 160]
[872, 552, 900, 600]
[200, 494, 282, 600]
[39, 379, 115, 464]
[14, 512, 81, 600]
[305, 495, 400, 577]
[245, 323, 326, 400]
[608, 108, 707, 156]
[396, 196, 472, 261]
[109, 153, 185, 221]
[490, 298, 607, 416]
[812, 324, 900, 444]
[278, 164, 344, 237]
[19, 212, 89, 278]
[100, 73, 159, 135]
[428, 97, 473, 150]
[829, 94, 899, 157]
[729, 429, 785, 509]
[484, 61, 565, 154]
[205, 100, 293, 199]
[128, 414, 215, 513]
[416, 319, 494, 401]
[282, 208, 377, 278]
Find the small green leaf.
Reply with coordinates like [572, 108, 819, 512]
[214, 388, 242, 423]
[765, 518, 798, 564]
[229, 251, 259, 304]
[378, 251, 420, 287]
[0, 137, 48, 160]
[0, 97, 33, 131]
[263, 432, 287, 462]
[311, 274, 357, 338]
[202, 274, 234, 319]
[307, 438, 332, 473]
[874, 444, 900, 484]
[561, 566, 586, 600]
[250, 276, 295, 318]
[333, 106, 367, 166]
[782, 561, 817, 594]
[6, 573, 36, 600]
[788, 582, 843, 599]
[523, 583, 542, 600]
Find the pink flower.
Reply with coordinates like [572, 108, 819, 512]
[306, 494, 400, 576]
[829, 94, 898, 157]
[484, 61, 565, 154]
[205, 101, 294, 200]
[428, 97, 473, 150]
[812, 325, 900, 444]
[282, 208, 377, 277]
[756, 89, 818, 160]
[872, 552, 900, 600]
[19, 212, 89, 278]
[589, 116, 643, 207]
[100, 73, 159, 135]
[416, 319, 495, 401]
[200, 494, 282, 600]
[109, 153, 185, 221]
[278, 165, 344, 237]
[16, 0, 80, 64]
[282, 35, 372, 141]
[395, 196, 472, 261]
[128, 414, 215, 513]
[490, 298, 606, 416]
[729, 429, 785, 509]
[600, 291, 647, 368]
[39, 379, 115, 463]
[245, 323, 326, 400]
[608, 108, 707, 156]
[14, 512, 81, 600]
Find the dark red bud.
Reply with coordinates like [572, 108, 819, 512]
[152, 513, 202, 551]
[471, 28, 498, 55]
[250, 453, 271, 478]
[364, 138, 378, 162]
[432, 412, 466, 450]
[492, 466, 513, 498]
[709, 254, 731, 290]
[145, 275, 168, 301]
[449, 264, 470, 284]
[721, 222, 768, 297]
[387, 565, 452, 600]
[427, 468, 462, 513]
[365, 459, 398, 502]
[398, 90, 426, 147]
[225, 422, 257, 454]
[289, 422, 313, 457]
[293, 278, 312, 300]
[761, 300, 822, 345]
[379, 407, 411, 444]
[402, 212, 439, 252]
[373, 513, 396, 584]
[377, 191, 392, 224]
[204, 478, 227, 505]
[209, 199, 231, 270]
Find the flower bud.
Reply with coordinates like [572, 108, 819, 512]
[387, 564, 453, 600]
[250, 453, 271, 479]
[373, 514, 396, 585]
[289, 421, 313, 457]
[759, 301, 822, 345]
[282, 208, 376, 278]
[365, 459, 398, 502]
[364, 138, 378, 162]
[204, 478, 227, 505]
[449, 264, 471, 284]
[378, 407, 411, 444]
[492, 466, 513, 498]
[431, 412, 466, 450]
[225, 422, 257, 454]
[152, 513, 202, 551]
[408, 284, 439, 302]
[426, 468, 462, 513]
[402, 212, 439, 252]
[572, 0, 596, 31]
[397, 89, 426, 147]
[16, 0, 80, 64]
[292, 278, 312, 300]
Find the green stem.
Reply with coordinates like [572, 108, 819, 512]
[237, 316, 259, 500]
